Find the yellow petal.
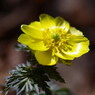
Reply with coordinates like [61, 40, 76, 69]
[29, 21, 43, 30]
[18, 34, 34, 45]
[55, 17, 70, 32]
[35, 51, 58, 66]
[69, 36, 89, 43]
[39, 14, 55, 28]
[70, 27, 83, 36]
[55, 17, 64, 26]
[63, 41, 89, 57]
[18, 34, 48, 51]
[28, 40, 49, 51]
[55, 51, 74, 60]
[21, 25, 43, 39]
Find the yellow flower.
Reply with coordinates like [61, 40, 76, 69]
[18, 14, 89, 66]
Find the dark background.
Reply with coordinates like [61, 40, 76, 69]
[0, 0, 95, 95]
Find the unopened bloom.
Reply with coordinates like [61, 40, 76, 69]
[18, 14, 89, 66]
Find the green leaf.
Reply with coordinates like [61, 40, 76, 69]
[15, 43, 30, 52]
[5, 63, 35, 95]
[4, 63, 52, 95]
[40, 66, 65, 83]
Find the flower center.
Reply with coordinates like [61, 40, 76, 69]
[51, 33, 61, 41]
[43, 28, 71, 54]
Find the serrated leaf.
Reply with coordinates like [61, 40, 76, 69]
[34, 84, 39, 94]
[41, 66, 65, 83]
[15, 43, 30, 52]
[4, 63, 52, 95]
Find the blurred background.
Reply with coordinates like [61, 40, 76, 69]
[0, 0, 95, 95]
